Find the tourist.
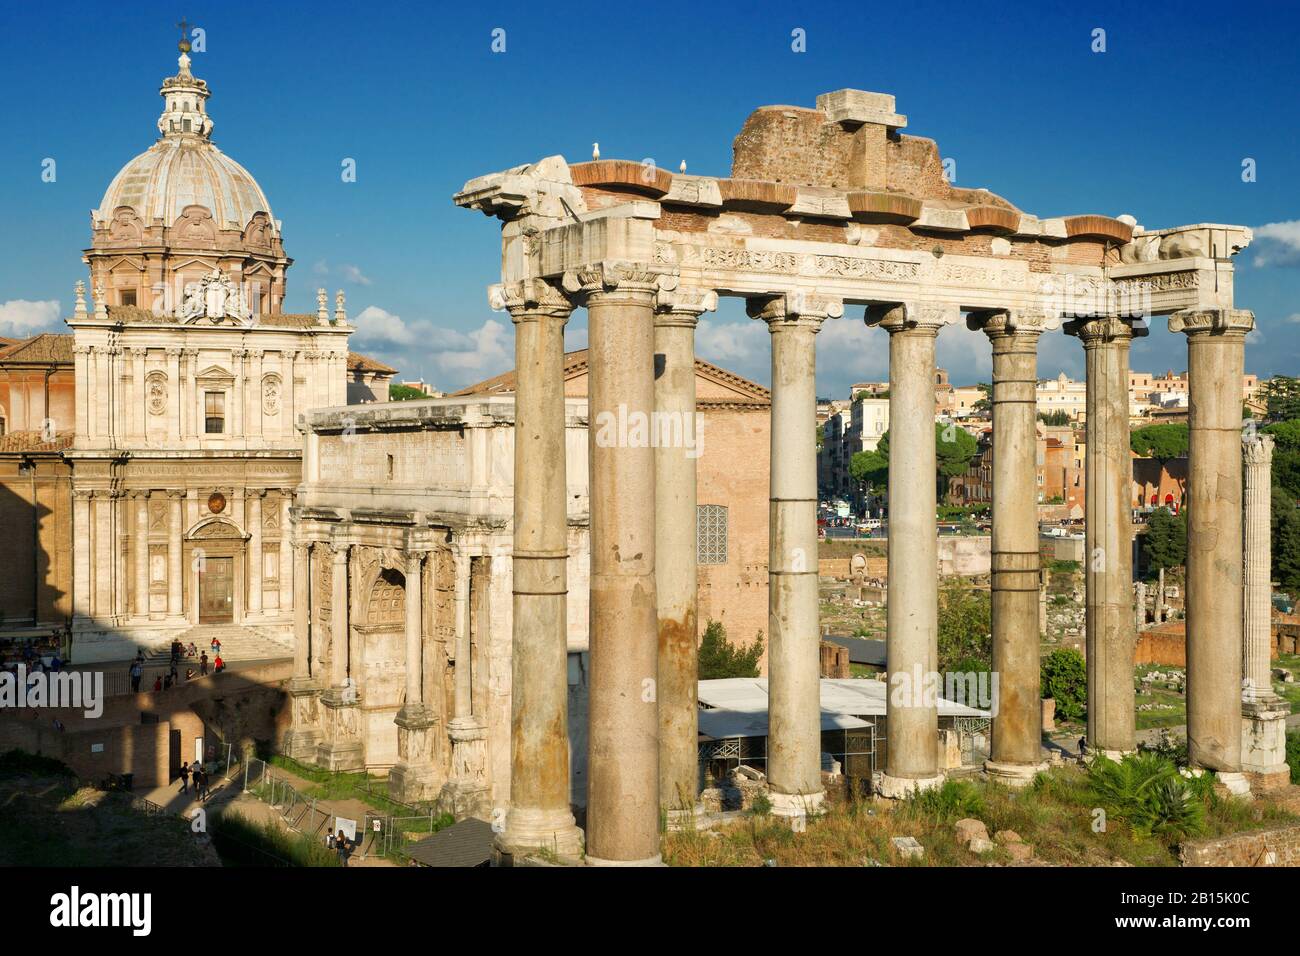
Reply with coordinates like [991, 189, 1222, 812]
[199, 652, 209, 676]
[185, 666, 196, 681]
[152, 674, 162, 693]
[187, 642, 198, 658]
[162, 672, 173, 691]
[170, 640, 181, 665]
[211, 636, 221, 655]
[195, 766, 209, 801]
[178, 761, 190, 794]
[129, 659, 143, 693]
[1077, 736, 1087, 757]
[335, 829, 351, 867]
[213, 654, 225, 674]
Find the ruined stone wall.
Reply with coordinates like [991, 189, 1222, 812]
[0, 457, 73, 625]
[696, 405, 770, 664]
[1180, 823, 1300, 866]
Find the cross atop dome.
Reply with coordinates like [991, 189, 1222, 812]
[157, 32, 213, 141]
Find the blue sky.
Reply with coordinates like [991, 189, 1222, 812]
[2, 0, 1298, 397]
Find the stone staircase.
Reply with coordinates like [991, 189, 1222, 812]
[144, 624, 292, 666]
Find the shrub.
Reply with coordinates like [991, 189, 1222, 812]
[1287, 730, 1300, 785]
[698, 621, 764, 680]
[1041, 648, 1087, 721]
[908, 779, 984, 822]
[1086, 753, 1206, 839]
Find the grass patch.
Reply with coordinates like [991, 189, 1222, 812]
[663, 761, 1297, 867]
[209, 808, 340, 867]
[266, 754, 420, 815]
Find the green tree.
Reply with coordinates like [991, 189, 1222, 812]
[1041, 647, 1087, 721]
[1130, 423, 1189, 462]
[1264, 376, 1300, 422]
[1272, 485, 1300, 592]
[1142, 506, 1187, 574]
[697, 620, 764, 680]
[972, 382, 992, 416]
[389, 383, 427, 401]
[1038, 409, 1072, 426]
[936, 578, 991, 673]
[849, 449, 888, 489]
[1263, 420, 1300, 499]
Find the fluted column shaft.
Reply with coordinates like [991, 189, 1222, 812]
[330, 545, 350, 688]
[972, 311, 1050, 779]
[654, 288, 716, 818]
[134, 491, 150, 619]
[494, 279, 581, 858]
[1171, 309, 1253, 772]
[1243, 436, 1275, 702]
[404, 551, 425, 711]
[579, 266, 661, 864]
[293, 543, 311, 679]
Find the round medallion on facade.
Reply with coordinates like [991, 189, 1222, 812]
[207, 491, 226, 514]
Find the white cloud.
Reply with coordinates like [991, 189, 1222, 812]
[340, 264, 372, 286]
[348, 305, 514, 389]
[0, 299, 61, 336]
[1251, 220, 1300, 268]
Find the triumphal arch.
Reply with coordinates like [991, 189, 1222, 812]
[456, 89, 1256, 864]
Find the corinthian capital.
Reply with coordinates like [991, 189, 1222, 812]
[654, 286, 718, 326]
[747, 292, 844, 330]
[1062, 315, 1146, 345]
[966, 308, 1059, 338]
[561, 260, 678, 299]
[1242, 434, 1274, 465]
[864, 301, 958, 334]
[487, 278, 572, 320]
[1167, 308, 1255, 337]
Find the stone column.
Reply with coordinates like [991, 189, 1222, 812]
[654, 286, 717, 822]
[749, 292, 843, 814]
[284, 541, 322, 761]
[317, 543, 362, 771]
[866, 303, 956, 797]
[329, 545, 350, 688]
[568, 263, 666, 865]
[1064, 316, 1140, 758]
[293, 544, 311, 679]
[1240, 434, 1289, 785]
[167, 490, 183, 618]
[248, 490, 263, 615]
[283, 350, 298, 439]
[1135, 581, 1147, 631]
[443, 551, 489, 819]
[130, 348, 147, 441]
[279, 492, 293, 614]
[72, 490, 92, 625]
[249, 349, 264, 441]
[183, 349, 198, 443]
[134, 491, 150, 619]
[1169, 309, 1253, 789]
[491, 279, 582, 858]
[391, 550, 439, 802]
[970, 309, 1052, 785]
[231, 348, 245, 438]
[166, 348, 181, 442]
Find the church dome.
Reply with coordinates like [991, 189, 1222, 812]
[96, 139, 274, 232]
[92, 50, 277, 236]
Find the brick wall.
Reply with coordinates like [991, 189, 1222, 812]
[1180, 823, 1300, 866]
[1135, 626, 1187, 667]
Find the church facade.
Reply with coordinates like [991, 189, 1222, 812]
[0, 49, 391, 663]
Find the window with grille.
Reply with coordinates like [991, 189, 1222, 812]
[697, 504, 728, 565]
[204, 391, 225, 434]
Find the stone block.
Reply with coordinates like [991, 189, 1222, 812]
[954, 818, 989, 847]
[890, 835, 924, 860]
[1005, 842, 1034, 863]
[969, 837, 995, 855]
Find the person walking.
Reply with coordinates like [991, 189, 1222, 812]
[178, 761, 190, 794]
[199, 652, 209, 676]
[129, 660, 143, 694]
[196, 766, 209, 801]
